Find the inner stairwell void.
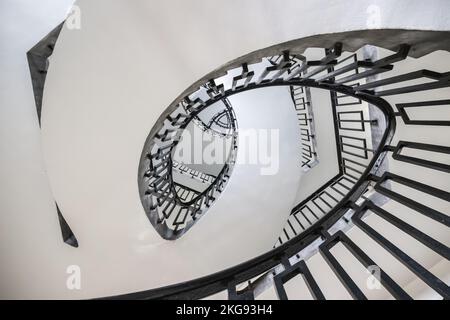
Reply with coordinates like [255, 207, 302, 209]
[109, 34, 450, 300]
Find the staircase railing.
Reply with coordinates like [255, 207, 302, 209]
[29, 26, 449, 299]
[276, 49, 384, 246]
[171, 160, 216, 185]
[129, 29, 450, 299]
[269, 55, 319, 170]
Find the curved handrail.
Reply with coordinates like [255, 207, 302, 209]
[191, 97, 236, 137]
[110, 81, 395, 299]
[138, 30, 421, 240]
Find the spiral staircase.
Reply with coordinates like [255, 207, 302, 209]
[2, 1, 449, 300]
[120, 31, 450, 300]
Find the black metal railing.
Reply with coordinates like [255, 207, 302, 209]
[291, 85, 319, 169]
[140, 133, 238, 239]
[138, 94, 238, 239]
[126, 30, 449, 299]
[191, 96, 236, 138]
